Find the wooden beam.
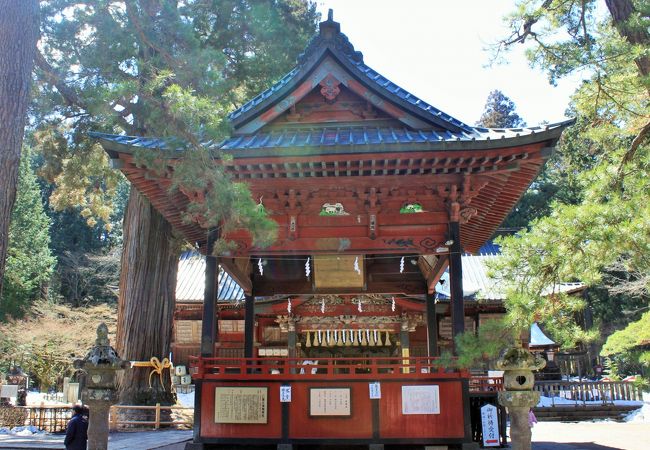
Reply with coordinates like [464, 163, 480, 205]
[220, 257, 253, 295]
[426, 255, 449, 294]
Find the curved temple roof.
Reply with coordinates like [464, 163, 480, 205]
[228, 9, 473, 135]
[91, 10, 573, 265]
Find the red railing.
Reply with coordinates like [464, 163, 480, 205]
[189, 356, 469, 381]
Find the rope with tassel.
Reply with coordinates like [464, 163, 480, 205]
[130, 357, 174, 390]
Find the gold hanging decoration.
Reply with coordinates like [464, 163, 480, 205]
[305, 331, 312, 348]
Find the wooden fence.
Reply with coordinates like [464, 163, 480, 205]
[0, 404, 193, 432]
[108, 404, 194, 430]
[0, 405, 72, 433]
[534, 380, 642, 404]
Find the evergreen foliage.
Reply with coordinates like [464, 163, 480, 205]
[487, 0, 650, 368]
[476, 89, 526, 128]
[1, 152, 56, 320]
[31, 0, 319, 301]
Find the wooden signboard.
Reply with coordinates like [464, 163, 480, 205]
[309, 387, 351, 416]
[313, 255, 364, 289]
[214, 387, 268, 424]
[401, 385, 440, 415]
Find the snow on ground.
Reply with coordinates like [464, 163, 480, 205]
[624, 392, 650, 423]
[0, 425, 44, 435]
[176, 391, 195, 408]
[25, 391, 69, 406]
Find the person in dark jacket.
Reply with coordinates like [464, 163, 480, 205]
[64, 404, 88, 450]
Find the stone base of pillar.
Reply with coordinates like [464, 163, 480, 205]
[277, 444, 293, 450]
[368, 444, 384, 450]
[184, 442, 205, 450]
[461, 442, 480, 450]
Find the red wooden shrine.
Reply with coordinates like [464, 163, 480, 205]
[94, 10, 571, 450]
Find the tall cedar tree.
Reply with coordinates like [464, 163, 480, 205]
[1, 152, 56, 320]
[0, 1, 39, 300]
[490, 0, 650, 356]
[476, 90, 526, 128]
[475, 90, 555, 228]
[34, 0, 319, 405]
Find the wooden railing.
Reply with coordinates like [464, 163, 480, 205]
[534, 380, 642, 404]
[189, 356, 469, 380]
[468, 376, 504, 393]
[109, 404, 193, 430]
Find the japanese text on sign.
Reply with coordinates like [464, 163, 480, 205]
[480, 403, 500, 447]
[309, 388, 351, 416]
[214, 387, 268, 424]
[401, 385, 440, 415]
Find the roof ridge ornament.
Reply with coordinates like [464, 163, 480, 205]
[297, 8, 363, 66]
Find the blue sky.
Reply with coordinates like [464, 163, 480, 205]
[315, 0, 584, 126]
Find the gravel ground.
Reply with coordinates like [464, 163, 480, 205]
[532, 421, 650, 450]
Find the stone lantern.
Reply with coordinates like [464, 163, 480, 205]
[6, 366, 28, 406]
[75, 323, 130, 450]
[496, 341, 546, 450]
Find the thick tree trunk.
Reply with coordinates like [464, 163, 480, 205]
[116, 188, 180, 406]
[605, 0, 650, 79]
[0, 1, 39, 299]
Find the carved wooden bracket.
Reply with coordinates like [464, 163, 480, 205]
[319, 74, 341, 103]
[436, 175, 486, 223]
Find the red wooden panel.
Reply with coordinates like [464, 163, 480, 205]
[378, 381, 465, 439]
[288, 382, 373, 439]
[200, 382, 282, 439]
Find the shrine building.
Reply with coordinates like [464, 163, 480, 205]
[93, 11, 573, 450]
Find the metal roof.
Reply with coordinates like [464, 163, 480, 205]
[219, 124, 568, 151]
[176, 251, 244, 302]
[90, 120, 572, 156]
[530, 322, 556, 347]
[436, 252, 584, 302]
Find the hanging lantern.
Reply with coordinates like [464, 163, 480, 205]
[384, 331, 391, 346]
[306, 331, 312, 348]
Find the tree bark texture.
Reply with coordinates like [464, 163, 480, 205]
[0, 0, 39, 298]
[605, 0, 650, 79]
[116, 188, 180, 405]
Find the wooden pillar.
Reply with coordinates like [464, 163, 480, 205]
[426, 292, 438, 357]
[244, 293, 255, 358]
[448, 221, 464, 353]
[287, 319, 297, 358]
[200, 229, 219, 357]
[400, 320, 410, 356]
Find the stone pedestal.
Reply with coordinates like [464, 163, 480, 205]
[86, 399, 110, 450]
[75, 323, 129, 450]
[498, 391, 540, 450]
[496, 341, 545, 450]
